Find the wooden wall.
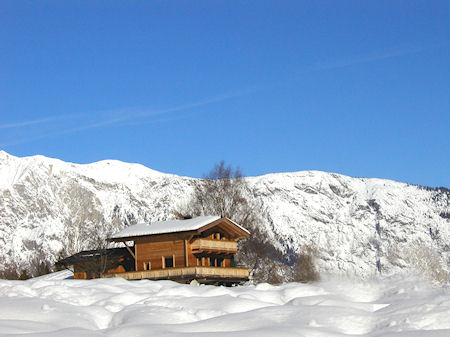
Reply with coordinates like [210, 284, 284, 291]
[128, 221, 247, 272]
[134, 232, 237, 271]
[135, 238, 186, 271]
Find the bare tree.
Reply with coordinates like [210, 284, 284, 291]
[86, 230, 114, 277]
[57, 222, 116, 277]
[292, 245, 320, 283]
[0, 261, 31, 280]
[179, 161, 287, 283]
[183, 161, 255, 224]
[178, 161, 263, 235]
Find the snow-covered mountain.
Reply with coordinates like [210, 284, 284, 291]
[0, 151, 448, 280]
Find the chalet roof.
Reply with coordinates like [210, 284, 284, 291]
[55, 247, 132, 266]
[109, 216, 250, 240]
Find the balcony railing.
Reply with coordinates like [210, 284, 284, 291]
[191, 239, 237, 253]
[102, 266, 249, 282]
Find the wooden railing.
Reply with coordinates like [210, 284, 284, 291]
[102, 266, 248, 281]
[191, 239, 237, 253]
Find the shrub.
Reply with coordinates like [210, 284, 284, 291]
[292, 245, 320, 283]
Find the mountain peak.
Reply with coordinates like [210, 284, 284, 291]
[0, 152, 448, 282]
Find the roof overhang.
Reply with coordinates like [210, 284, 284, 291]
[196, 218, 250, 240]
[108, 217, 250, 242]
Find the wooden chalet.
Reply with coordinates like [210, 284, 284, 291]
[57, 216, 250, 285]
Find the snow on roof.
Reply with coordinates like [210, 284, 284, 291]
[110, 216, 250, 240]
[110, 216, 219, 239]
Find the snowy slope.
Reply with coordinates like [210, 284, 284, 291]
[0, 275, 449, 336]
[246, 171, 449, 279]
[0, 151, 448, 279]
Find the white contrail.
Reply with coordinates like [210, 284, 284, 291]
[0, 114, 77, 130]
[307, 41, 449, 74]
[0, 90, 253, 147]
[2, 41, 446, 147]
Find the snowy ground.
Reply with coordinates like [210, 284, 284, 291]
[0, 272, 449, 337]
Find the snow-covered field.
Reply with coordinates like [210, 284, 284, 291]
[0, 272, 449, 336]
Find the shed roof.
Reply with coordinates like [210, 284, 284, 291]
[109, 216, 250, 240]
[55, 247, 131, 266]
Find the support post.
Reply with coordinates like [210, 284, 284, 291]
[184, 240, 189, 267]
[123, 242, 137, 271]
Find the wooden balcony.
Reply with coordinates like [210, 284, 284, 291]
[191, 239, 237, 254]
[102, 266, 249, 284]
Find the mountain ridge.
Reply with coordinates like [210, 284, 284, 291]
[0, 151, 448, 281]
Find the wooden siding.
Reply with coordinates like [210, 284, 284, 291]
[136, 239, 185, 271]
[134, 233, 238, 272]
[102, 266, 249, 282]
[74, 271, 87, 279]
[107, 264, 127, 273]
[191, 239, 237, 254]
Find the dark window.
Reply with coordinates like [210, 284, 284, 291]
[217, 257, 224, 267]
[165, 257, 174, 268]
[209, 257, 216, 267]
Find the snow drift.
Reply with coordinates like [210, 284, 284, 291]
[0, 272, 449, 336]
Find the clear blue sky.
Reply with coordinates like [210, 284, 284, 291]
[1, 1, 449, 187]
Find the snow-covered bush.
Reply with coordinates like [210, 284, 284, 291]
[406, 244, 449, 284]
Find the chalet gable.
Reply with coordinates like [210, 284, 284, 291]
[109, 216, 250, 242]
[195, 217, 250, 240]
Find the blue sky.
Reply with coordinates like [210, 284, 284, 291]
[1, 1, 449, 187]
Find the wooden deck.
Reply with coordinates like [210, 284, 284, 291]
[102, 266, 248, 283]
[191, 239, 237, 253]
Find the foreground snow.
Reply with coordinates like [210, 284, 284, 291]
[0, 272, 449, 336]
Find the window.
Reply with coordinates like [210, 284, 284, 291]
[208, 257, 224, 267]
[164, 256, 174, 268]
[210, 233, 221, 240]
[143, 262, 151, 270]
